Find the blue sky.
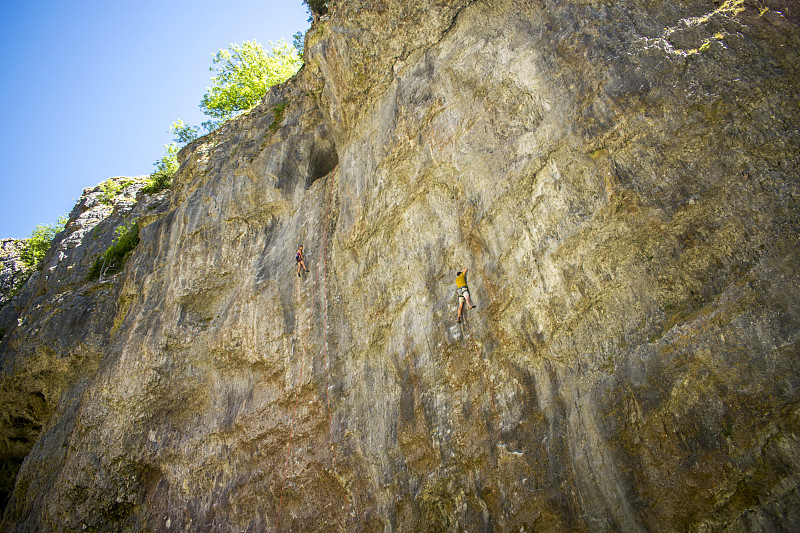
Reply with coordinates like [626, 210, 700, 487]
[0, 0, 311, 239]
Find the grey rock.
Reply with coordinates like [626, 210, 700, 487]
[0, 240, 31, 309]
[2, 0, 800, 531]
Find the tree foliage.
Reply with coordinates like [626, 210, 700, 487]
[144, 40, 302, 195]
[293, 31, 305, 59]
[20, 216, 67, 270]
[170, 120, 200, 145]
[199, 40, 302, 121]
[88, 218, 140, 279]
[98, 178, 135, 205]
[303, 0, 329, 16]
[142, 143, 179, 195]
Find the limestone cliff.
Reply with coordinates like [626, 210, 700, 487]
[1, 0, 799, 531]
[0, 240, 31, 309]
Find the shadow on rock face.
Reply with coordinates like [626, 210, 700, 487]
[307, 129, 339, 189]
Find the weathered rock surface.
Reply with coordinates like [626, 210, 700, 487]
[0, 240, 31, 310]
[0, 177, 161, 512]
[2, 0, 800, 531]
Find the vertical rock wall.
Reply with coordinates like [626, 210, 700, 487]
[2, 0, 799, 531]
[0, 240, 31, 309]
[0, 178, 163, 517]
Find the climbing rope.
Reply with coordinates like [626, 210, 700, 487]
[319, 168, 358, 526]
[275, 236, 322, 531]
[320, 166, 338, 471]
[275, 167, 353, 531]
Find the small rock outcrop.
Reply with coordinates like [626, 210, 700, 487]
[0, 240, 30, 309]
[2, 1, 799, 531]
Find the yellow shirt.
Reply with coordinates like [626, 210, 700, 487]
[456, 271, 467, 288]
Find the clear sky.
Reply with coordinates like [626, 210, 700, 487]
[0, 0, 311, 239]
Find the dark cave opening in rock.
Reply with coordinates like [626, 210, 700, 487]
[306, 135, 339, 188]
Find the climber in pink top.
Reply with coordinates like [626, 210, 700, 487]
[296, 245, 309, 277]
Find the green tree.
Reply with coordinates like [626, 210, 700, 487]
[142, 143, 179, 195]
[20, 215, 68, 270]
[144, 40, 302, 195]
[141, 120, 199, 195]
[170, 119, 200, 145]
[293, 31, 305, 59]
[303, 0, 329, 16]
[199, 40, 302, 121]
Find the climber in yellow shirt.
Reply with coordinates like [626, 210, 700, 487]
[455, 267, 476, 323]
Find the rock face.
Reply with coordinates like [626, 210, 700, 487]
[0, 240, 31, 309]
[2, 0, 799, 531]
[0, 177, 160, 513]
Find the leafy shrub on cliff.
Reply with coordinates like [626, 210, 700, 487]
[20, 216, 68, 270]
[88, 218, 139, 279]
[303, 0, 328, 16]
[170, 120, 200, 145]
[142, 144, 179, 195]
[98, 178, 134, 205]
[268, 101, 290, 133]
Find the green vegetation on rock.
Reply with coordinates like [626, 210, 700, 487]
[303, 0, 328, 16]
[144, 40, 303, 195]
[268, 100, 290, 134]
[19, 216, 67, 270]
[200, 40, 302, 122]
[169, 120, 200, 145]
[98, 178, 135, 206]
[88, 218, 140, 279]
[142, 144, 179, 195]
[293, 31, 305, 59]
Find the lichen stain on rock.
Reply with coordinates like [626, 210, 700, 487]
[2, 0, 800, 531]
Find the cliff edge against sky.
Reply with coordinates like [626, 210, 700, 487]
[1, 0, 799, 531]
